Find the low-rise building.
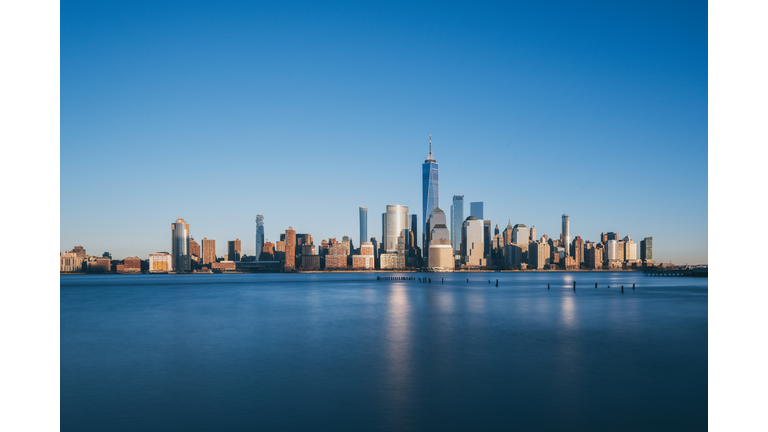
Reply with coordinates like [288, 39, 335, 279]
[211, 261, 236, 272]
[149, 253, 173, 273]
[60, 252, 83, 273]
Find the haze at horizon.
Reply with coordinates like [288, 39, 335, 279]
[60, 1, 707, 264]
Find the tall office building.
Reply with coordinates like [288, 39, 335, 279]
[410, 214, 418, 260]
[512, 224, 529, 245]
[483, 220, 492, 258]
[284, 227, 296, 271]
[427, 210, 453, 269]
[640, 237, 653, 261]
[451, 195, 464, 253]
[171, 218, 191, 271]
[422, 133, 439, 245]
[382, 205, 409, 253]
[359, 207, 368, 250]
[425, 208, 446, 251]
[255, 214, 264, 261]
[530, 226, 536, 242]
[470, 202, 484, 220]
[228, 239, 241, 262]
[461, 216, 485, 267]
[201, 238, 216, 265]
[503, 220, 514, 245]
[572, 236, 584, 266]
[562, 214, 571, 256]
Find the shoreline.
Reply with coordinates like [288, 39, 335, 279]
[61, 269, 646, 275]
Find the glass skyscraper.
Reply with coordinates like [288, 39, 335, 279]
[470, 202, 483, 220]
[359, 207, 368, 248]
[451, 195, 464, 253]
[382, 205, 409, 253]
[562, 214, 570, 256]
[255, 214, 264, 261]
[171, 218, 191, 271]
[422, 134, 439, 248]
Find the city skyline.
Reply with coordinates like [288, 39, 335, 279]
[60, 2, 707, 264]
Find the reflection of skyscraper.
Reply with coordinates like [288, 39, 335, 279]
[255, 214, 264, 261]
[470, 202, 484, 219]
[359, 207, 368, 249]
[562, 214, 570, 256]
[422, 134, 439, 246]
[382, 205, 409, 253]
[451, 195, 464, 253]
[171, 218, 191, 271]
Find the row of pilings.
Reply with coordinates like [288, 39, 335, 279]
[377, 277, 637, 292]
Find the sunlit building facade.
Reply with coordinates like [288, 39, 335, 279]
[382, 205, 409, 253]
[451, 195, 464, 254]
[422, 134, 439, 243]
[171, 218, 191, 271]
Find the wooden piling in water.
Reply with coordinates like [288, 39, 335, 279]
[548, 283, 550, 290]
[621, 286, 624, 293]
[633, 283, 635, 290]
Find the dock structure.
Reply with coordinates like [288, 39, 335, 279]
[643, 268, 707, 277]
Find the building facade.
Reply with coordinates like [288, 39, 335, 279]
[228, 239, 241, 262]
[359, 207, 367, 249]
[422, 134, 439, 244]
[451, 195, 464, 254]
[171, 218, 191, 271]
[255, 214, 264, 261]
[382, 205, 409, 254]
[562, 214, 570, 256]
[461, 216, 485, 267]
[512, 224, 528, 245]
[284, 228, 296, 271]
[470, 202, 484, 220]
[202, 238, 216, 265]
[149, 253, 173, 273]
[640, 237, 653, 262]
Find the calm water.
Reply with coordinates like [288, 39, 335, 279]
[61, 272, 707, 431]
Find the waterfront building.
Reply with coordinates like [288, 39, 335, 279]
[60, 252, 83, 272]
[601, 232, 608, 244]
[342, 236, 352, 256]
[470, 202, 484, 220]
[504, 243, 529, 269]
[261, 241, 275, 261]
[122, 257, 142, 273]
[640, 237, 653, 262]
[427, 209, 453, 269]
[382, 205, 409, 253]
[86, 256, 111, 273]
[171, 218, 191, 271]
[190, 238, 200, 266]
[255, 214, 264, 261]
[149, 253, 173, 273]
[352, 241, 375, 270]
[585, 244, 603, 269]
[529, 241, 551, 270]
[624, 236, 637, 261]
[228, 239, 241, 262]
[201, 238, 216, 265]
[451, 195, 464, 254]
[529, 226, 536, 242]
[422, 133, 439, 243]
[71, 246, 86, 256]
[562, 214, 571, 256]
[301, 255, 320, 271]
[606, 240, 619, 262]
[572, 236, 584, 267]
[379, 253, 400, 269]
[512, 224, 529, 245]
[410, 214, 419, 262]
[284, 228, 296, 271]
[325, 244, 347, 269]
[461, 216, 485, 267]
[300, 244, 315, 256]
[564, 255, 578, 270]
[359, 207, 367, 249]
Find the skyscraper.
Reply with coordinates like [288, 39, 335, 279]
[171, 218, 190, 271]
[562, 214, 571, 256]
[382, 205, 409, 253]
[451, 195, 464, 253]
[427, 209, 453, 269]
[512, 224, 529, 245]
[201, 238, 216, 265]
[640, 237, 653, 262]
[470, 202, 484, 220]
[228, 239, 241, 262]
[284, 227, 296, 271]
[422, 134, 439, 246]
[359, 207, 367, 250]
[461, 216, 485, 267]
[255, 214, 264, 261]
[530, 226, 536, 242]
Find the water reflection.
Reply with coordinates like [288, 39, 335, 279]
[560, 294, 577, 329]
[383, 285, 414, 428]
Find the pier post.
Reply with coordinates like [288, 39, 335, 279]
[496, 279, 498, 287]
[428, 278, 431, 283]
[442, 278, 444, 284]
[633, 283, 635, 290]
[548, 283, 550, 290]
[621, 286, 624, 293]
[595, 283, 597, 288]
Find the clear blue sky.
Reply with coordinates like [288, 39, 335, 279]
[61, 0, 707, 264]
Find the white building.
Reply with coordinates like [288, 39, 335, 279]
[149, 253, 173, 273]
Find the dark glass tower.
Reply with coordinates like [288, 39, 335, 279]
[359, 207, 368, 249]
[451, 195, 464, 253]
[255, 214, 264, 261]
[422, 133, 439, 248]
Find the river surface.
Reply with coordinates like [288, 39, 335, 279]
[61, 272, 707, 431]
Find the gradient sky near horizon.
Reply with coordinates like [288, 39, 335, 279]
[61, 0, 708, 264]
